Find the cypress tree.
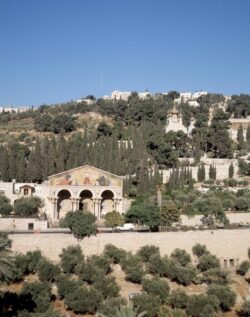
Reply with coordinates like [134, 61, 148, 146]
[209, 164, 216, 180]
[16, 150, 26, 182]
[8, 142, 19, 180]
[1, 148, 10, 181]
[237, 124, 246, 150]
[34, 139, 43, 182]
[56, 134, 67, 173]
[41, 137, 50, 179]
[197, 164, 205, 182]
[188, 170, 194, 190]
[48, 137, 57, 176]
[228, 162, 234, 178]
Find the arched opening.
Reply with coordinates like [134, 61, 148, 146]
[57, 190, 71, 219]
[101, 190, 114, 216]
[79, 190, 93, 213]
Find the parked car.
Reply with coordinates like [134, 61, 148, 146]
[115, 223, 134, 232]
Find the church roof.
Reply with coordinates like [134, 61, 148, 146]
[47, 165, 123, 180]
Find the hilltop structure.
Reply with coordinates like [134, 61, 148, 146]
[229, 116, 250, 141]
[165, 106, 195, 136]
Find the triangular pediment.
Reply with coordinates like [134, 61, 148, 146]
[48, 165, 122, 187]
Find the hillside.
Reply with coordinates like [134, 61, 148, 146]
[1, 92, 250, 197]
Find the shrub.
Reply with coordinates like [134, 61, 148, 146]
[201, 268, 229, 285]
[174, 265, 197, 285]
[237, 261, 250, 276]
[133, 293, 161, 317]
[37, 260, 61, 282]
[57, 275, 82, 299]
[192, 244, 207, 258]
[125, 264, 144, 284]
[235, 197, 249, 211]
[169, 289, 189, 309]
[59, 245, 84, 274]
[239, 300, 250, 316]
[147, 253, 169, 277]
[64, 286, 103, 314]
[198, 253, 220, 272]
[88, 254, 112, 274]
[96, 297, 127, 317]
[207, 284, 236, 311]
[171, 249, 191, 266]
[142, 277, 170, 304]
[103, 244, 127, 264]
[20, 281, 51, 313]
[77, 261, 106, 284]
[137, 245, 160, 263]
[94, 276, 120, 299]
[186, 294, 219, 317]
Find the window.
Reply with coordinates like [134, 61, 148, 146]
[224, 259, 228, 268]
[28, 223, 34, 230]
[24, 188, 29, 195]
[229, 259, 235, 267]
[0, 189, 5, 196]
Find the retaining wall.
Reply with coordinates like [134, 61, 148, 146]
[9, 229, 250, 267]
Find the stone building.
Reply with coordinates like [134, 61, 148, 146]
[229, 116, 250, 141]
[165, 107, 195, 136]
[0, 165, 123, 225]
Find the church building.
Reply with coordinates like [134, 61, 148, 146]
[0, 165, 123, 226]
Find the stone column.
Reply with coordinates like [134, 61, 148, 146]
[95, 198, 101, 219]
[71, 198, 80, 211]
[114, 198, 121, 212]
[48, 197, 58, 220]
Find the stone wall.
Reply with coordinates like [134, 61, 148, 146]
[0, 218, 48, 231]
[162, 158, 239, 182]
[9, 229, 250, 267]
[181, 213, 250, 226]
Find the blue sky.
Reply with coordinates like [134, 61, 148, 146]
[0, 0, 250, 106]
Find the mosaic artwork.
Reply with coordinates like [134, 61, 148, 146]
[49, 166, 122, 187]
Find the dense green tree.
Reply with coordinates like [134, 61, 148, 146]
[192, 244, 207, 258]
[169, 289, 189, 309]
[142, 277, 170, 304]
[60, 210, 96, 241]
[207, 284, 236, 311]
[237, 261, 250, 276]
[161, 201, 180, 227]
[14, 197, 42, 217]
[170, 249, 191, 266]
[125, 197, 160, 231]
[198, 253, 220, 272]
[37, 259, 61, 282]
[20, 281, 52, 313]
[64, 286, 103, 314]
[0, 195, 13, 216]
[136, 245, 160, 263]
[103, 244, 127, 264]
[59, 245, 84, 274]
[105, 211, 124, 229]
